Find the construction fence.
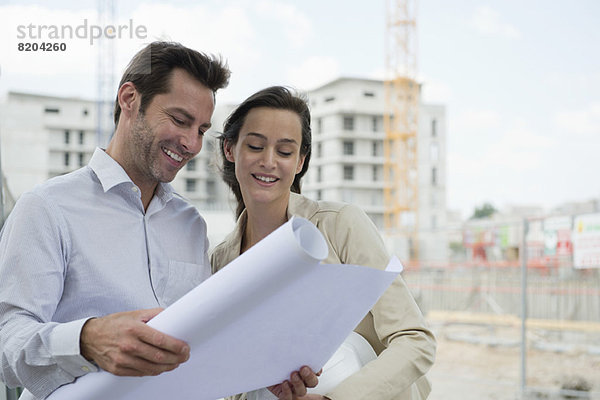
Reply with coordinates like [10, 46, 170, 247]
[403, 213, 600, 399]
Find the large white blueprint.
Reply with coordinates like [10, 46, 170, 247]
[48, 216, 403, 400]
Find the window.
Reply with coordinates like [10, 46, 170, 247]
[317, 166, 322, 183]
[317, 142, 322, 158]
[206, 180, 216, 199]
[186, 158, 196, 171]
[372, 141, 379, 157]
[372, 116, 379, 132]
[324, 96, 335, 103]
[185, 179, 196, 192]
[64, 152, 70, 166]
[79, 130, 85, 145]
[343, 116, 354, 131]
[431, 167, 437, 186]
[64, 130, 70, 144]
[343, 141, 354, 155]
[343, 165, 354, 181]
[372, 165, 379, 181]
[44, 107, 60, 114]
[316, 190, 322, 201]
[431, 119, 437, 137]
[363, 91, 375, 97]
[316, 118, 322, 134]
[78, 153, 84, 167]
[82, 109, 89, 116]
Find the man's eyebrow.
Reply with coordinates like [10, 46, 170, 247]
[246, 132, 298, 144]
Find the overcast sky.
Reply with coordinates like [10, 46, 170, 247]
[1, 0, 598, 218]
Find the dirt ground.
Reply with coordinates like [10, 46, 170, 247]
[426, 316, 600, 400]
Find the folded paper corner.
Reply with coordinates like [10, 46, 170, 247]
[385, 256, 404, 273]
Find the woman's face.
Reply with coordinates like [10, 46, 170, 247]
[225, 107, 305, 209]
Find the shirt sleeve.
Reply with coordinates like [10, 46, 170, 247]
[0, 192, 98, 399]
[324, 204, 437, 400]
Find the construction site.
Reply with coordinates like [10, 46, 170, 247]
[1, 1, 599, 399]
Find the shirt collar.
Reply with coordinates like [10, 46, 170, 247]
[88, 147, 174, 202]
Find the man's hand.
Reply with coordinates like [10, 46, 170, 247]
[80, 308, 190, 377]
[268, 366, 321, 400]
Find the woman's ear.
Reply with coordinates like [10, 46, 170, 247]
[296, 154, 306, 174]
[224, 139, 235, 163]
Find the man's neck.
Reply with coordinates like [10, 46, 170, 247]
[104, 142, 158, 212]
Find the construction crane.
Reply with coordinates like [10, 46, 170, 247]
[383, 0, 420, 260]
[96, 0, 116, 147]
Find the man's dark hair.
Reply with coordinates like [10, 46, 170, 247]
[219, 86, 312, 217]
[113, 41, 231, 126]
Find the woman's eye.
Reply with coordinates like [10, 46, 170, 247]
[248, 144, 262, 150]
[279, 151, 292, 156]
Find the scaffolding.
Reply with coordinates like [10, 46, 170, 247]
[96, 0, 116, 148]
[384, 0, 420, 259]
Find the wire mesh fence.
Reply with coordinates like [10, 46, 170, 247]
[404, 216, 600, 399]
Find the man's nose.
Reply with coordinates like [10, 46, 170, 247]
[180, 129, 203, 155]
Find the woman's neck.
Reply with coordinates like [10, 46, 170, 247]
[241, 199, 289, 253]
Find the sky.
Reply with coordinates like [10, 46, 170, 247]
[0, 0, 599, 218]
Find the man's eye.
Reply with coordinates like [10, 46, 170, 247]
[171, 116, 185, 125]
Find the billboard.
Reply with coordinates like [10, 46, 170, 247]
[572, 213, 600, 268]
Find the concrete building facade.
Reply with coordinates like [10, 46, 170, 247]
[303, 78, 448, 261]
[0, 81, 449, 261]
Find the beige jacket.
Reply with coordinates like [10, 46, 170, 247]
[210, 193, 436, 400]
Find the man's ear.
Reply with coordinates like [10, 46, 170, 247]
[117, 82, 140, 119]
[224, 139, 235, 163]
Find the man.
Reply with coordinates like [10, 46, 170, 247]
[0, 41, 316, 400]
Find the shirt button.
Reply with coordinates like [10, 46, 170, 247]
[81, 366, 90, 372]
[132, 186, 139, 192]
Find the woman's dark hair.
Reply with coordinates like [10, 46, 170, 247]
[114, 41, 230, 126]
[219, 86, 312, 217]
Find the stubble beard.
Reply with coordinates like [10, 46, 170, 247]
[130, 113, 175, 185]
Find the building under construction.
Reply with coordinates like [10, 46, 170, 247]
[303, 77, 448, 262]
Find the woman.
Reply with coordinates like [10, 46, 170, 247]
[211, 86, 436, 400]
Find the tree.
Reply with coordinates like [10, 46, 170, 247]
[470, 202, 497, 219]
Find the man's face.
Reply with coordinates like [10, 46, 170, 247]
[126, 69, 215, 187]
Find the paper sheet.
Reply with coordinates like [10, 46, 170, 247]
[48, 217, 403, 400]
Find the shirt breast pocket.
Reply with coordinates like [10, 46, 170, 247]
[162, 260, 210, 306]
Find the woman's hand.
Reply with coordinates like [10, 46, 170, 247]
[268, 366, 321, 400]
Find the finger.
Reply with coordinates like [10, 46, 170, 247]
[290, 372, 307, 397]
[136, 325, 190, 360]
[278, 381, 293, 400]
[300, 366, 319, 388]
[268, 384, 282, 398]
[121, 337, 188, 366]
[109, 354, 181, 377]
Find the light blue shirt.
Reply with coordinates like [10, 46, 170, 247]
[0, 148, 211, 399]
